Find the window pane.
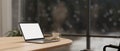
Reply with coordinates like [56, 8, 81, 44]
[91, 0, 120, 36]
[21, 0, 88, 35]
[91, 0, 120, 51]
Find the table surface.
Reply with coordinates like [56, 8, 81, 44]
[0, 37, 72, 51]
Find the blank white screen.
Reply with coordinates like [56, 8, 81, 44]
[20, 23, 44, 39]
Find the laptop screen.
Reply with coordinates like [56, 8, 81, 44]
[20, 23, 44, 40]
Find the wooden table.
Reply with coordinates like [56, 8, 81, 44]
[0, 37, 72, 51]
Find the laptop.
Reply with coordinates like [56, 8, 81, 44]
[19, 23, 59, 44]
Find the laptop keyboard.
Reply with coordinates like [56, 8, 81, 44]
[27, 39, 52, 43]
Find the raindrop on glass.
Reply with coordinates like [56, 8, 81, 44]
[94, 14, 98, 18]
[109, 9, 113, 14]
[73, 14, 77, 18]
[101, 29, 105, 33]
[104, 15, 107, 18]
[57, 0, 60, 3]
[47, 7, 51, 11]
[94, 4, 98, 7]
[118, 10, 120, 13]
[48, 17, 51, 21]
[113, 22, 117, 26]
[69, 25, 73, 28]
[75, 1, 79, 4]
[109, 18, 112, 22]
[66, 21, 72, 28]
[76, 18, 80, 22]
[118, 18, 120, 21]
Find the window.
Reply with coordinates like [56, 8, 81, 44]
[21, 0, 88, 35]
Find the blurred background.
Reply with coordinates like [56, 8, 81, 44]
[13, 0, 88, 35]
[12, 0, 120, 36]
[0, 0, 120, 51]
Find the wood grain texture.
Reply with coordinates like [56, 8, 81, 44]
[0, 37, 72, 51]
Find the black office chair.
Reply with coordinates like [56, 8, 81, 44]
[103, 43, 120, 51]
